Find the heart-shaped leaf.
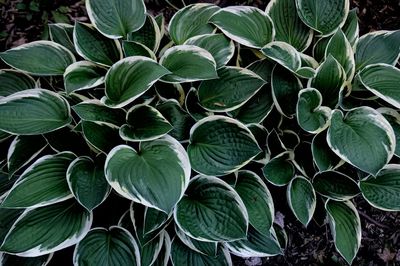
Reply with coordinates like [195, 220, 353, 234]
[188, 116, 261, 176]
[174, 175, 248, 242]
[287, 176, 316, 226]
[313, 171, 359, 200]
[73, 226, 140, 266]
[0, 89, 71, 135]
[0, 70, 36, 97]
[64, 61, 106, 94]
[263, 152, 295, 186]
[209, 6, 274, 49]
[0, 41, 75, 75]
[86, 0, 146, 39]
[327, 107, 395, 175]
[105, 136, 190, 213]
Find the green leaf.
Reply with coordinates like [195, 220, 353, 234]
[341, 8, 359, 47]
[355, 30, 400, 71]
[312, 131, 342, 171]
[0, 41, 75, 76]
[73, 227, 140, 266]
[0, 208, 24, 244]
[67, 156, 111, 211]
[263, 152, 295, 186]
[1, 152, 76, 208]
[378, 108, 400, 158]
[160, 45, 217, 83]
[86, 0, 146, 39]
[296, 88, 331, 133]
[313, 171, 359, 201]
[266, 0, 313, 52]
[128, 14, 161, 52]
[295, 0, 349, 36]
[0, 173, 17, 200]
[7, 135, 47, 177]
[271, 65, 303, 118]
[175, 226, 217, 257]
[261, 41, 301, 72]
[185, 87, 212, 121]
[119, 104, 172, 142]
[143, 207, 170, 235]
[198, 66, 265, 112]
[327, 107, 395, 175]
[168, 3, 220, 45]
[234, 170, 274, 235]
[188, 116, 261, 176]
[72, 100, 126, 126]
[174, 175, 248, 242]
[0, 89, 71, 135]
[308, 54, 346, 108]
[64, 61, 106, 94]
[152, 231, 171, 266]
[210, 6, 274, 49]
[360, 165, 400, 211]
[246, 58, 275, 82]
[171, 237, 231, 266]
[139, 230, 165, 266]
[359, 64, 400, 109]
[49, 23, 75, 54]
[73, 22, 122, 66]
[102, 56, 170, 108]
[287, 176, 316, 226]
[81, 121, 121, 153]
[0, 200, 92, 256]
[184, 33, 235, 68]
[0, 253, 52, 266]
[122, 41, 156, 59]
[0, 70, 36, 97]
[105, 136, 190, 213]
[325, 200, 361, 265]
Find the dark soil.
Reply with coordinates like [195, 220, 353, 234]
[1, 0, 400, 265]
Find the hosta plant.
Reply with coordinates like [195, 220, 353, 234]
[0, 0, 400, 265]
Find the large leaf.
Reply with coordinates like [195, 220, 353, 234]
[105, 136, 190, 213]
[327, 107, 395, 175]
[122, 41, 156, 59]
[313, 171, 359, 201]
[67, 156, 111, 211]
[1, 152, 75, 208]
[295, 0, 349, 36]
[184, 33, 235, 68]
[325, 200, 361, 265]
[234, 170, 274, 235]
[0, 200, 92, 257]
[73, 22, 122, 66]
[73, 227, 140, 266]
[0, 253, 52, 266]
[168, 3, 220, 44]
[175, 226, 217, 257]
[119, 104, 172, 142]
[261, 41, 301, 73]
[355, 30, 400, 71]
[266, 0, 313, 52]
[72, 100, 125, 126]
[0, 208, 24, 244]
[359, 64, 400, 109]
[102, 56, 170, 108]
[64, 61, 106, 94]
[187, 116, 261, 176]
[81, 121, 121, 153]
[209, 6, 274, 49]
[139, 230, 165, 266]
[174, 175, 248, 242]
[86, 0, 146, 39]
[0, 41, 75, 75]
[296, 88, 331, 133]
[287, 176, 316, 226]
[0, 89, 71, 135]
[341, 8, 359, 47]
[185, 87, 212, 121]
[360, 165, 400, 211]
[198, 66, 265, 112]
[160, 45, 217, 83]
[0, 70, 36, 97]
[378, 108, 400, 158]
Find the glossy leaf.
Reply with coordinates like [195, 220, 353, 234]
[312, 132, 341, 171]
[313, 171, 359, 200]
[49, 23, 76, 54]
[0, 70, 36, 97]
[81, 121, 121, 153]
[64, 61, 106, 94]
[261, 41, 301, 72]
[128, 14, 161, 52]
[72, 100, 125, 126]
[263, 152, 295, 186]
[287, 176, 316, 226]
[122, 41, 156, 59]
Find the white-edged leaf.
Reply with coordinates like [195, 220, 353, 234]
[287, 176, 316, 226]
[263, 152, 295, 186]
[175, 226, 218, 257]
[64, 61, 106, 94]
[0, 70, 36, 97]
[378, 108, 400, 158]
[49, 23, 76, 54]
[261, 41, 301, 73]
[0, 253, 53, 266]
[128, 14, 161, 52]
[313, 171, 359, 200]
[72, 100, 126, 126]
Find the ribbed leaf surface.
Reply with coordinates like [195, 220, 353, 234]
[0, 70, 36, 97]
[313, 171, 360, 200]
[287, 176, 316, 226]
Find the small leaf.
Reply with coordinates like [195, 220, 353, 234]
[312, 131, 342, 171]
[210, 6, 274, 49]
[188, 115, 261, 176]
[263, 152, 295, 186]
[168, 3, 220, 44]
[313, 171, 359, 200]
[73, 227, 140, 266]
[72, 100, 126, 126]
[119, 104, 172, 142]
[185, 87, 212, 121]
[0, 70, 36, 97]
[122, 41, 156, 59]
[128, 14, 161, 52]
[160, 45, 217, 83]
[261, 41, 301, 72]
[326, 200, 361, 265]
[0, 200, 92, 257]
[86, 0, 146, 39]
[174, 175, 248, 242]
[0, 89, 71, 135]
[378, 108, 400, 158]
[327, 107, 395, 175]
[143, 207, 170, 235]
[198, 66, 265, 112]
[81, 121, 121, 153]
[49, 23, 76, 54]
[105, 136, 190, 213]
[295, 0, 349, 36]
[287, 176, 316, 226]
[67, 156, 111, 211]
[341, 8, 359, 47]
[175, 226, 217, 257]
[64, 61, 106, 94]
[296, 88, 331, 133]
[0, 41, 75, 75]
[360, 165, 400, 211]
[73, 22, 122, 66]
[1, 152, 76, 208]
